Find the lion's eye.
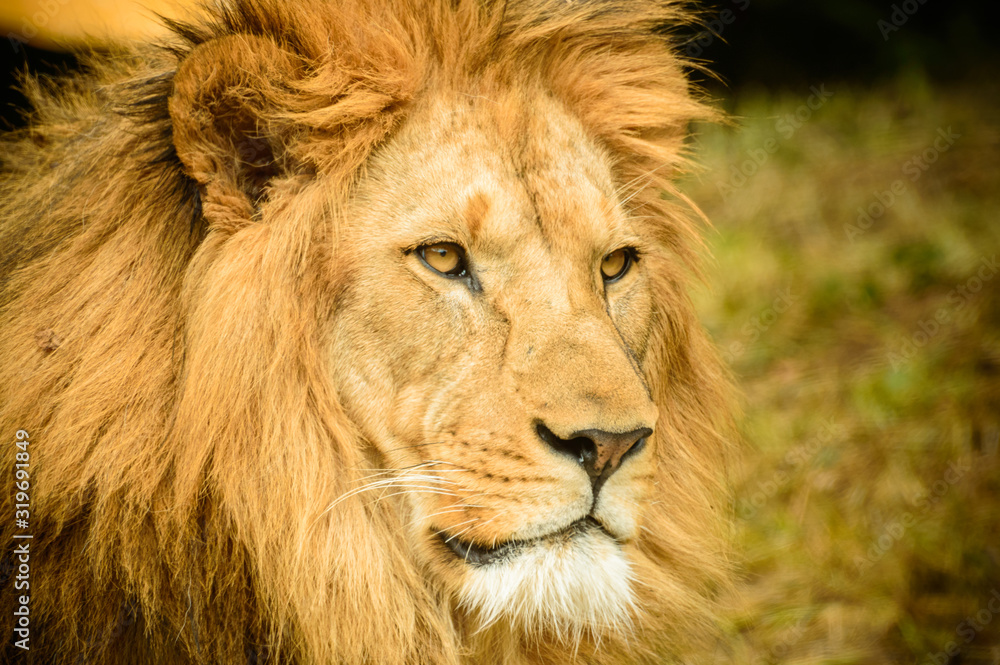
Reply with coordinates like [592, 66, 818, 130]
[418, 242, 468, 278]
[600, 248, 634, 283]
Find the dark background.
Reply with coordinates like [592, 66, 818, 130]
[2, 0, 998, 129]
[682, 0, 997, 91]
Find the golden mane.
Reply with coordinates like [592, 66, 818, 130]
[0, 1, 732, 663]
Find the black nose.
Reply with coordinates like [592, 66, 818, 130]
[537, 423, 652, 496]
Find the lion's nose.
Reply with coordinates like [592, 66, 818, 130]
[536, 423, 652, 495]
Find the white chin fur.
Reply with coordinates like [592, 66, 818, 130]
[457, 528, 635, 640]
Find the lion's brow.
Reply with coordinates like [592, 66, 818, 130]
[463, 191, 491, 241]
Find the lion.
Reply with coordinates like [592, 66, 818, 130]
[0, 1, 734, 663]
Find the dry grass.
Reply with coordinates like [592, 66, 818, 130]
[682, 78, 1000, 664]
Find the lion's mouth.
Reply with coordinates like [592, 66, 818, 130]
[438, 516, 608, 566]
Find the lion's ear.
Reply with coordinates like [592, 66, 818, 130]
[169, 35, 296, 229]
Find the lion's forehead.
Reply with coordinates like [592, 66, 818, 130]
[354, 91, 630, 264]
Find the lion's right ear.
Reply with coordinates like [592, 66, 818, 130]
[169, 35, 297, 230]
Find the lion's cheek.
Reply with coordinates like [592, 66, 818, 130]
[326, 287, 475, 436]
[607, 279, 654, 362]
[327, 346, 393, 438]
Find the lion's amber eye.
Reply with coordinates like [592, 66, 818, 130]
[600, 248, 634, 282]
[418, 242, 468, 278]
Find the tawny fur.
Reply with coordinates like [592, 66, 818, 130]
[0, 1, 734, 663]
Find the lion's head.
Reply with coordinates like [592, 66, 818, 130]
[0, 1, 732, 663]
[333, 89, 668, 630]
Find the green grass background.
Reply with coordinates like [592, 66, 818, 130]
[682, 78, 1000, 664]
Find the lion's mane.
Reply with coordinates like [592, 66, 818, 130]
[0, 1, 733, 663]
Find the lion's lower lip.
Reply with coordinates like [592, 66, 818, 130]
[438, 516, 605, 566]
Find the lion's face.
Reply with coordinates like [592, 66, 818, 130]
[328, 91, 660, 633]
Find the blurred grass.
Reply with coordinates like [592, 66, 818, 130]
[682, 78, 1000, 664]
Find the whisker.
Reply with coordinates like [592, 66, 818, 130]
[408, 507, 471, 527]
[369, 489, 463, 505]
[367, 473, 460, 486]
[358, 466, 468, 476]
[435, 517, 480, 533]
[354, 459, 470, 478]
[472, 513, 503, 549]
[317, 477, 459, 517]
[444, 520, 483, 545]
[377, 440, 451, 455]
